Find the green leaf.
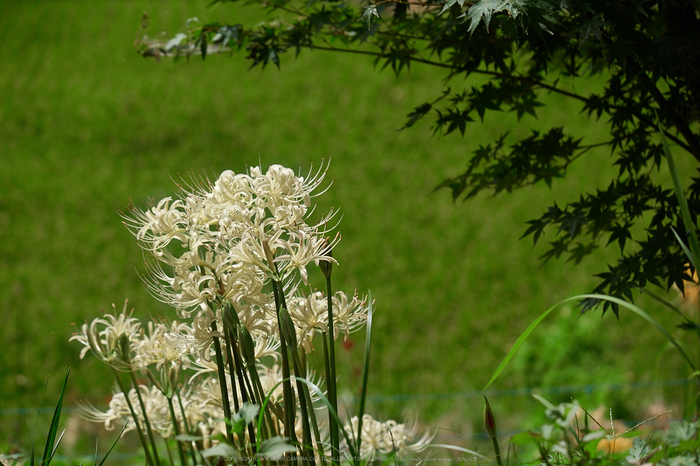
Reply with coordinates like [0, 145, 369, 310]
[42, 366, 70, 466]
[439, 0, 466, 15]
[626, 438, 651, 464]
[256, 436, 298, 460]
[484, 294, 696, 390]
[201, 442, 237, 458]
[175, 434, 206, 442]
[465, 0, 526, 36]
[661, 115, 700, 271]
[95, 421, 129, 466]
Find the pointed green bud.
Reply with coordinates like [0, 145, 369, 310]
[118, 333, 132, 365]
[319, 243, 333, 279]
[239, 324, 257, 367]
[262, 241, 277, 270]
[279, 307, 298, 350]
[223, 303, 240, 339]
[484, 396, 497, 439]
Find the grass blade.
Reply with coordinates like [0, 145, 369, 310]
[661, 116, 700, 270]
[30, 378, 50, 466]
[41, 365, 70, 465]
[427, 445, 494, 463]
[483, 298, 566, 391]
[96, 421, 129, 466]
[484, 294, 696, 390]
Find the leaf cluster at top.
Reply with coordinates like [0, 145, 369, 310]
[137, 0, 700, 316]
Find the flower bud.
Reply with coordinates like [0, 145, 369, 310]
[484, 396, 497, 439]
[239, 324, 257, 367]
[319, 242, 333, 278]
[279, 307, 298, 350]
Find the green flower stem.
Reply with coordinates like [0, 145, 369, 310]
[164, 438, 175, 466]
[301, 374, 327, 466]
[483, 397, 502, 466]
[226, 326, 258, 453]
[299, 350, 325, 464]
[129, 370, 163, 466]
[211, 320, 234, 444]
[231, 334, 256, 455]
[290, 349, 314, 466]
[111, 368, 154, 466]
[176, 391, 202, 466]
[223, 329, 241, 413]
[325, 275, 339, 465]
[241, 339, 274, 440]
[167, 396, 188, 466]
[321, 333, 337, 462]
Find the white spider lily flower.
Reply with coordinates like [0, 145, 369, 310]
[329, 291, 370, 339]
[122, 197, 188, 253]
[274, 230, 339, 284]
[191, 305, 223, 361]
[80, 385, 177, 438]
[70, 300, 141, 371]
[342, 414, 434, 458]
[287, 291, 369, 352]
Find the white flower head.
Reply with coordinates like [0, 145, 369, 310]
[342, 414, 434, 458]
[70, 300, 141, 371]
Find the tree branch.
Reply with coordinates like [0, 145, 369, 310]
[310, 44, 694, 153]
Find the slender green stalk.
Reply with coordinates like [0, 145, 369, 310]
[167, 396, 188, 466]
[240, 324, 276, 440]
[227, 325, 258, 454]
[164, 438, 174, 466]
[355, 294, 374, 464]
[299, 351, 327, 466]
[176, 391, 201, 465]
[321, 333, 336, 461]
[289, 348, 314, 466]
[211, 320, 234, 444]
[270, 277, 299, 453]
[129, 371, 162, 466]
[483, 397, 502, 466]
[324, 272, 339, 465]
[111, 368, 154, 466]
[300, 373, 327, 466]
[224, 331, 241, 413]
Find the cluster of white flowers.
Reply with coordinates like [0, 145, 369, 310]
[71, 163, 370, 443]
[342, 414, 435, 458]
[71, 162, 437, 463]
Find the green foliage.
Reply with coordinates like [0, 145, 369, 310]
[507, 396, 700, 466]
[139, 0, 700, 317]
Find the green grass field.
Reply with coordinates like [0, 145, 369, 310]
[1, 0, 697, 460]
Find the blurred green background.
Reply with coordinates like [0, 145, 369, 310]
[1, 0, 697, 460]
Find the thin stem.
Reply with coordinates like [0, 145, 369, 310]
[129, 371, 162, 466]
[167, 396, 188, 466]
[112, 368, 155, 466]
[290, 349, 314, 466]
[321, 334, 336, 462]
[271, 278, 299, 460]
[325, 276, 339, 466]
[176, 391, 203, 465]
[211, 320, 234, 444]
[229, 329, 257, 454]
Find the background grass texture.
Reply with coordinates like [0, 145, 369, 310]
[1, 0, 697, 459]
